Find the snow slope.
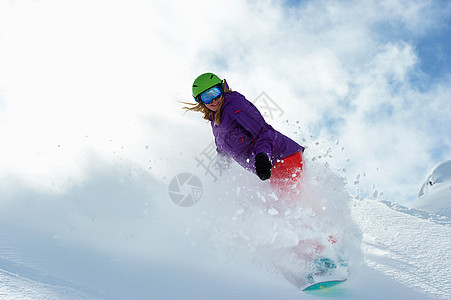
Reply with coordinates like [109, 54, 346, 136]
[1, 159, 450, 299]
[354, 199, 451, 299]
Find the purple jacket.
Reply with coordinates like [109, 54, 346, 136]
[211, 91, 304, 174]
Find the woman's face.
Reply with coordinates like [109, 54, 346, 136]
[205, 94, 224, 112]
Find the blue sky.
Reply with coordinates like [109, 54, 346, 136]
[417, 26, 451, 81]
[0, 0, 450, 204]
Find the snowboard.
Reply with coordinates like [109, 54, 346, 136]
[301, 257, 348, 291]
[302, 279, 346, 291]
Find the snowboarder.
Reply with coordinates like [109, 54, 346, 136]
[184, 73, 348, 290]
[185, 72, 305, 198]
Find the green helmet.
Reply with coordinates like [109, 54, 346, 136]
[192, 73, 222, 99]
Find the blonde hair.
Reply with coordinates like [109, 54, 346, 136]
[182, 79, 232, 125]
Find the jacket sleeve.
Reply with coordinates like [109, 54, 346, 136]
[235, 103, 275, 157]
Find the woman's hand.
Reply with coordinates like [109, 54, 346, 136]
[255, 153, 272, 180]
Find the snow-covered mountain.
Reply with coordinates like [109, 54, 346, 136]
[413, 161, 451, 218]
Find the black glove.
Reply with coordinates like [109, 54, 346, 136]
[255, 153, 272, 180]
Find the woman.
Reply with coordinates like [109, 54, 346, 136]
[185, 73, 344, 288]
[186, 72, 305, 197]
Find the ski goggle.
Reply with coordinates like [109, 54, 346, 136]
[197, 86, 223, 104]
